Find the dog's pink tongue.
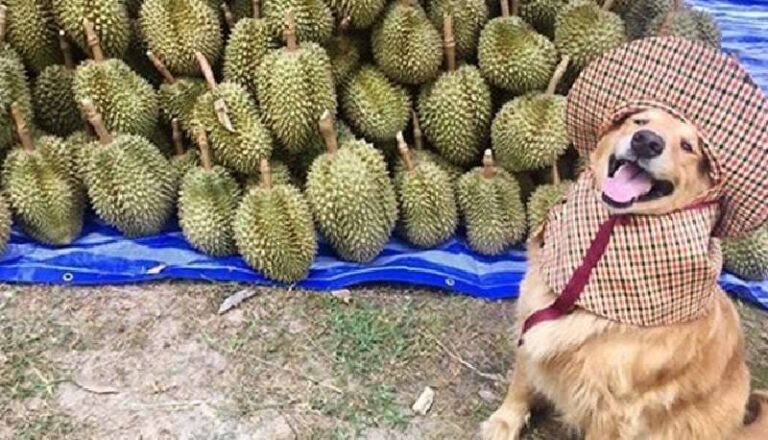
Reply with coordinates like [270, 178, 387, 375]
[603, 162, 653, 203]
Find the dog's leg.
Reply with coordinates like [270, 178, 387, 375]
[481, 357, 534, 440]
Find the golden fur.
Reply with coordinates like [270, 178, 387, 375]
[481, 109, 768, 440]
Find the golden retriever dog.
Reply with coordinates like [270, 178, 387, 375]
[481, 108, 768, 440]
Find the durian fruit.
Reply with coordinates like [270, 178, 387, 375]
[457, 149, 526, 255]
[169, 119, 199, 184]
[419, 15, 492, 166]
[394, 132, 457, 248]
[427, 0, 489, 60]
[287, 116, 356, 183]
[327, 0, 386, 30]
[33, 31, 81, 137]
[178, 129, 241, 256]
[342, 65, 410, 143]
[722, 227, 768, 281]
[0, 8, 33, 155]
[262, 0, 333, 43]
[80, 99, 175, 237]
[241, 158, 295, 188]
[148, 51, 207, 135]
[407, 110, 465, 184]
[554, 0, 626, 71]
[139, 0, 223, 76]
[123, 19, 165, 87]
[324, 19, 365, 88]
[228, 0, 257, 22]
[51, 0, 131, 58]
[256, 12, 336, 153]
[66, 129, 96, 177]
[73, 20, 159, 138]
[192, 52, 273, 174]
[0, 191, 12, 254]
[234, 157, 317, 282]
[477, 0, 558, 94]
[645, 1, 721, 48]
[222, 0, 274, 99]
[689, 9, 721, 48]
[2, 103, 85, 245]
[625, 0, 671, 40]
[305, 112, 397, 263]
[526, 176, 572, 231]
[372, 0, 443, 85]
[518, 0, 565, 38]
[5, 0, 61, 73]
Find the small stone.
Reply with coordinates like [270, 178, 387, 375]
[411, 386, 435, 416]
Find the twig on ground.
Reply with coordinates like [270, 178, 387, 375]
[422, 331, 507, 383]
[72, 378, 119, 395]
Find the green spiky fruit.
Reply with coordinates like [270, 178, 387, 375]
[289, 118, 357, 182]
[256, 41, 336, 153]
[690, 9, 721, 47]
[241, 159, 295, 188]
[51, 0, 131, 58]
[410, 148, 464, 183]
[395, 150, 457, 247]
[262, 0, 334, 43]
[457, 156, 526, 255]
[625, 0, 671, 40]
[342, 65, 410, 143]
[229, 0, 255, 21]
[5, 0, 61, 72]
[372, 1, 443, 85]
[554, 1, 626, 71]
[192, 82, 273, 174]
[139, 0, 223, 76]
[179, 165, 241, 256]
[170, 149, 199, 183]
[123, 20, 164, 87]
[478, 16, 557, 94]
[0, 55, 33, 153]
[33, 65, 81, 137]
[526, 180, 572, 231]
[66, 130, 95, 177]
[645, 8, 721, 48]
[306, 138, 397, 263]
[491, 93, 568, 172]
[327, 0, 386, 30]
[81, 134, 175, 236]
[2, 136, 85, 245]
[325, 33, 364, 87]
[234, 177, 317, 282]
[418, 65, 491, 166]
[722, 227, 768, 281]
[222, 15, 274, 98]
[428, 0, 489, 60]
[0, 192, 12, 253]
[519, 0, 566, 38]
[158, 78, 207, 134]
[73, 59, 159, 138]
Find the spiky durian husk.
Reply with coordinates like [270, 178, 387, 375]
[478, 16, 557, 94]
[0, 192, 12, 253]
[222, 17, 274, 98]
[325, 33, 364, 88]
[178, 165, 240, 256]
[171, 150, 200, 183]
[66, 130, 96, 177]
[395, 159, 457, 248]
[234, 182, 317, 281]
[262, 0, 334, 43]
[342, 65, 410, 143]
[519, 0, 566, 39]
[256, 42, 336, 153]
[526, 181, 572, 231]
[427, 0, 489, 60]
[0, 55, 33, 153]
[722, 227, 768, 281]
[457, 166, 526, 255]
[371, 1, 443, 85]
[123, 20, 164, 87]
[342, 139, 399, 229]
[2, 138, 85, 245]
[5, 0, 61, 73]
[139, 0, 223, 76]
[645, 8, 721, 48]
[327, 0, 386, 30]
[81, 134, 175, 236]
[409, 148, 464, 184]
[288, 118, 356, 183]
[241, 160, 295, 189]
[33, 65, 81, 137]
[554, 1, 626, 71]
[418, 65, 491, 166]
[305, 141, 397, 263]
[158, 78, 207, 133]
[690, 9, 721, 48]
[51, 0, 131, 58]
[229, 0, 254, 21]
[625, 0, 671, 40]
[491, 94, 568, 172]
[192, 82, 273, 174]
[73, 59, 159, 138]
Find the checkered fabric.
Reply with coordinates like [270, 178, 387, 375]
[538, 170, 721, 326]
[566, 36, 768, 238]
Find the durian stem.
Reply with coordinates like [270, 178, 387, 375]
[58, 30, 75, 70]
[339, 16, 352, 33]
[482, 149, 496, 179]
[443, 14, 457, 72]
[82, 19, 105, 62]
[81, 99, 113, 146]
[260, 158, 272, 189]
[399, 0, 415, 6]
[546, 55, 570, 95]
[396, 132, 414, 171]
[411, 110, 423, 150]
[221, 3, 236, 29]
[171, 119, 185, 156]
[0, 5, 6, 45]
[601, 0, 616, 11]
[195, 129, 214, 170]
[196, 51, 218, 90]
[252, 0, 260, 19]
[10, 103, 34, 152]
[551, 162, 561, 185]
[510, 0, 519, 17]
[500, 0, 510, 18]
[318, 110, 338, 158]
[147, 51, 177, 84]
[283, 10, 298, 51]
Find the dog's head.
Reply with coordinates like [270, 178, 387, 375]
[590, 108, 715, 215]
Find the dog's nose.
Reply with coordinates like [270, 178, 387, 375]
[631, 130, 665, 158]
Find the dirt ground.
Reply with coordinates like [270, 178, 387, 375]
[1, 282, 766, 439]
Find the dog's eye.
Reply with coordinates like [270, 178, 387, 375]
[633, 119, 649, 126]
[681, 140, 694, 153]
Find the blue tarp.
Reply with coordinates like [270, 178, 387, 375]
[1, 0, 766, 311]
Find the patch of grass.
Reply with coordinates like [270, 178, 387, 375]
[13, 413, 80, 440]
[311, 384, 408, 436]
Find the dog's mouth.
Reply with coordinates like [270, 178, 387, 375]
[602, 155, 674, 208]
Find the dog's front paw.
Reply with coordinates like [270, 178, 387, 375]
[480, 408, 529, 440]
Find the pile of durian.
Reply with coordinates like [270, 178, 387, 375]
[0, 0, 759, 283]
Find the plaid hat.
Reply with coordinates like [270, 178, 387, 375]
[566, 36, 768, 238]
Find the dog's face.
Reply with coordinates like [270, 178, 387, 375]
[590, 108, 714, 215]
